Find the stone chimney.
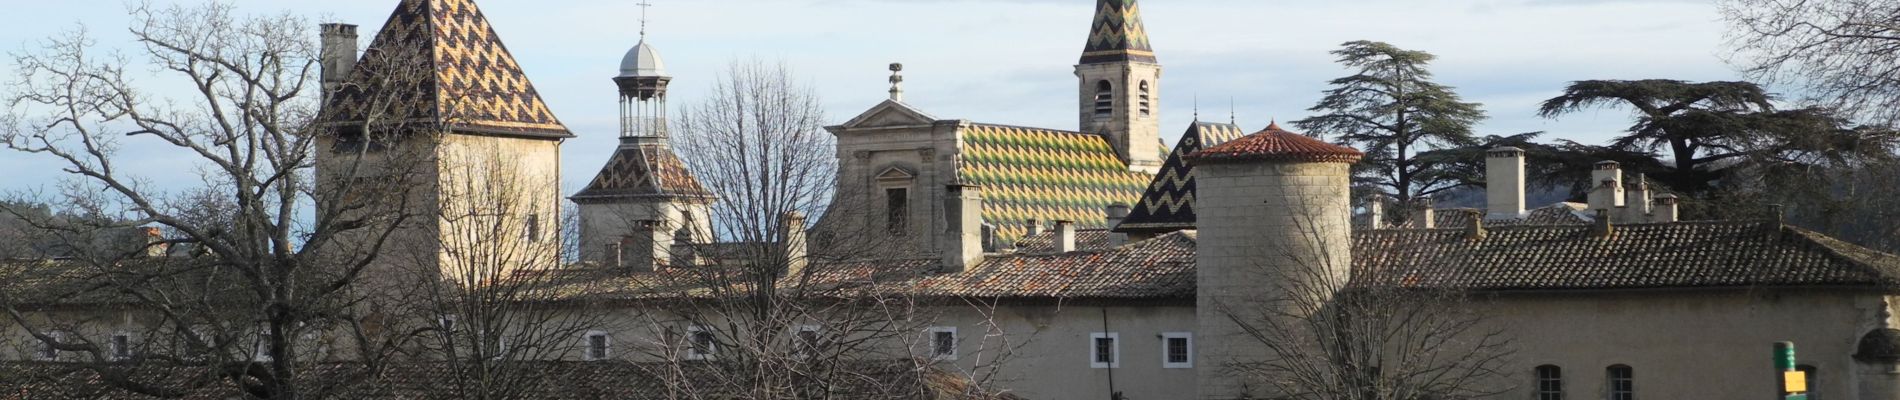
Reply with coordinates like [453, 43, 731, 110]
[1587, 161, 1626, 212]
[1591, 209, 1615, 238]
[941, 185, 984, 273]
[1653, 194, 1679, 223]
[1104, 203, 1131, 246]
[1623, 174, 1651, 222]
[624, 220, 669, 272]
[1409, 196, 1436, 229]
[140, 227, 168, 258]
[1464, 210, 1488, 240]
[781, 211, 809, 277]
[318, 23, 358, 98]
[604, 243, 624, 268]
[1025, 219, 1042, 237]
[1053, 220, 1076, 253]
[1365, 194, 1386, 230]
[1485, 146, 1527, 220]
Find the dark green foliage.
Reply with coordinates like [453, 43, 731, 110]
[1294, 41, 1487, 204]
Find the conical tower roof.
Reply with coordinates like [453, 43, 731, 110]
[1079, 0, 1155, 64]
[571, 137, 715, 202]
[325, 0, 571, 138]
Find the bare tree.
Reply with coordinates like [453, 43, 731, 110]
[1723, 0, 1900, 127]
[0, 2, 443, 398]
[1219, 205, 1513, 400]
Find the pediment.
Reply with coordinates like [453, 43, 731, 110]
[876, 166, 918, 181]
[839, 100, 939, 129]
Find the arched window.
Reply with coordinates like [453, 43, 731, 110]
[1607, 365, 1634, 400]
[1094, 80, 1114, 116]
[1138, 81, 1152, 117]
[1534, 365, 1563, 400]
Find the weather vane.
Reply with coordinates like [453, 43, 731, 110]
[637, 1, 654, 39]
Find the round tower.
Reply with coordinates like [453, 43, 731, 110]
[1186, 123, 1362, 398]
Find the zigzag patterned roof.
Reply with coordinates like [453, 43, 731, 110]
[571, 137, 714, 202]
[1080, 0, 1155, 64]
[957, 124, 1153, 244]
[326, 0, 571, 138]
[1115, 122, 1245, 233]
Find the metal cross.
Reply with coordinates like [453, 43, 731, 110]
[637, 1, 654, 39]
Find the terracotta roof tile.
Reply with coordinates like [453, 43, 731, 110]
[1188, 123, 1362, 164]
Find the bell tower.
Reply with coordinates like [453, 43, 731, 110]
[1076, 0, 1163, 174]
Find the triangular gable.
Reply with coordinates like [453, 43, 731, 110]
[571, 138, 714, 202]
[876, 166, 917, 182]
[837, 100, 939, 129]
[1114, 121, 1244, 233]
[326, 0, 571, 138]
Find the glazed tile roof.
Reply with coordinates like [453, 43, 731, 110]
[1080, 0, 1155, 64]
[325, 0, 571, 138]
[1188, 123, 1363, 164]
[1115, 122, 1246, 233]
[571, 137, 715, 202]
[1352, 221, 1900, 291]
[957, 124, 1154, 244]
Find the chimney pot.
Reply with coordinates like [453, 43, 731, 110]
[1054, 220, 1076, 253]
[1365, 194, 1387, 230]
[1587, 160, 1626, 212]
[1409, 196, 1436, 229]
[1485, 146, 1527, 220]
[1464, 210, 1488, 240]
[1653, 194, 1679, 223]
[1104, 203, 1130, 246]
[1025, 219, 1042, 236]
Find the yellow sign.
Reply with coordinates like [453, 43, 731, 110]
[1784, 370, 1808, 393]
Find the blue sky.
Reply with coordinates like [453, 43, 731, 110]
[0, 0, 1740, 196]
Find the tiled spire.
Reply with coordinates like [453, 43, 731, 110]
[326, 0, 571, 138]
[1079, 0, 1155, 64]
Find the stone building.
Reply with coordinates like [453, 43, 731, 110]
[8, 0, 1900, 400]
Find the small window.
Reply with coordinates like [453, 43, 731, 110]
[1607, 365, 1633, 400]
[927, 327, 957, 361]
[110, 333, 133, 361]
[1161, 332, 1191, 368]
[1535, 365, 1563, 400]
[35, 331, 61, 361]
[688, 326, 717, 361]
[525, 214, 542, 243]
[885, 188, 909, 234]
[795, 325, 821, 358]
[1797, 365, 1818, 400]
[254, 328, 273, 362]
[1090, 332, 1119, 368]
[583, 330, 612, 361]
[1094, 80, 1114, 116]
[1138, 81, 1151, 117]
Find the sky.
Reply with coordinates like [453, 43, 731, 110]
[0, 0, 1743, 197]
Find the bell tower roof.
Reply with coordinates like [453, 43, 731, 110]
[1079, 0, 1155, 64]
[619, 41, 668, 78]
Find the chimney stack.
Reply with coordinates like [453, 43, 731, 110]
[1587, 161, 1626, 212]
[1464, 210, 1488, 240]
[624, 221, 669, 272]
[1591, 209, 1615, 237]
[1054, 220, 1076, 253]
[1409, 196, 1436, 229]
[941, 185, 985, 272]
[1025, 219, 1042, 236]
[605, 243, 624, 268]
[1485, 146, 1527, 220]
[1365, 194, 1386, 229]
[781, 211, 809, 277]
[1104, 203, 1130, 246]
[140, 227, 168, 258]
[318, 24, 359, 98]
[1653, 194, 1679, 223]
[1623, 174, 1651, 221]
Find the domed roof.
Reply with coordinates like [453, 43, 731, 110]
[618, 40, 667, 78]
[1858, 328, 1900, 363]
[1187, 122, 1363, 164]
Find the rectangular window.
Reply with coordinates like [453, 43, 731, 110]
[1161, 332, 1192, 368]
[927, 326, 957, 361]
[885, 188, 909, 233]
[583, 331, 611, 361]
[1090, 332, 1119, 368]
[254, 329, 273, 362]
[1535, 365, 1563, 400]
[1608, 365, 1634, 400]
[525, 214, 542, 243]
[110, 333, 133, 361]
[688, 326, 717, 361]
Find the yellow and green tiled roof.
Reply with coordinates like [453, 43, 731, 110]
[1080, 0, 1155, 64]
[326, 0, 571, 138]
[958, 124, 1153, 243]
[1115, 122, 1245, 233]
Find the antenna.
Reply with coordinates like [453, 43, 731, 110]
[1193, 94, 1199, 121]
[637, 1, 655, 40]
[1229, 97, 1236, 125]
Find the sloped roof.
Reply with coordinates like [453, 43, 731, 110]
[1189, 123, 1363, 164]
[1353, 221, 1900, 291]
[1376, 202, 1592, 229]
[1080, 0, 1155, 64]
[1115, 122, 1246, 233]
[325, 0, 571, 138]
[957, 124, 1153, 244]
[1013, 229, 1117, 254]
[571, 137, 714, 202]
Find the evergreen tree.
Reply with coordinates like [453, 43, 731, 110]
[1293, 40, 1486, 204]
